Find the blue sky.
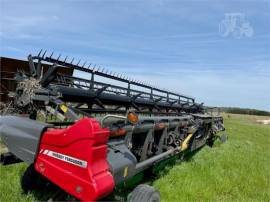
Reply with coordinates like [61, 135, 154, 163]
[0, 0, 269, 110]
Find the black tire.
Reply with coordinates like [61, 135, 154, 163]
[128, 184, 160, 202]
[21, 164, 47, 193]
[207, 138, 214, 147]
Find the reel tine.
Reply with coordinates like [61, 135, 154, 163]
[70, 58, 74, 64]
[57, 54, 61, 61]
[64, 56, 68, 63]
[42, 50, 47, 59]
[77, 59, 81, 66]
[82, 61, 87, 68]
[49, 51, 54, 58]
[37, 49, 43, 57]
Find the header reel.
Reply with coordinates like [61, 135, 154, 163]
[8, 50, 205, 121]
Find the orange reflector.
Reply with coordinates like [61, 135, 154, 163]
[127, 112, 139, 124]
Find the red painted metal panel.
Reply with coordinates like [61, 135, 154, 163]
[35, 118, 114, 201]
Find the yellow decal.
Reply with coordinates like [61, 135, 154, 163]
[181, 134, 193, 151]
[123, 166, 128, 177]
[60, 104, 68, 113]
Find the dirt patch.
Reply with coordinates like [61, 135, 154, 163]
[256, 120, 270, 125]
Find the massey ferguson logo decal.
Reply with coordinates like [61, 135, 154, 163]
[42, 149, 87, 168]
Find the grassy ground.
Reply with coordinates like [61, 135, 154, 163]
[153, 114, 270, 201]
[0, 114, 269, 201]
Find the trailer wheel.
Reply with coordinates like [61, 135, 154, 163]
[21, 164, 47, 193]
[207, 137, 215, 147]
[128, 184, 160, 202]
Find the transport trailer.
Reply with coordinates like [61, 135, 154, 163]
[0, 51, 226, 201]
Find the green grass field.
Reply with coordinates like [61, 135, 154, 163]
[0, 114, 269, 201]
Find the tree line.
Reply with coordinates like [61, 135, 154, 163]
[219, 107, 270, 116]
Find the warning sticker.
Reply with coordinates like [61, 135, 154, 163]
[60, 104, 68, 113]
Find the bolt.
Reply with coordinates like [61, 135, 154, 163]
[75, 186, 82, 193]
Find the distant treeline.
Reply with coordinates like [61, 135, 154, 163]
[218, 107, 270, 116]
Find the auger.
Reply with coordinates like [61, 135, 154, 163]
[0, 50, 226, 201]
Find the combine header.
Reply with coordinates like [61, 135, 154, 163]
[0, 50, 226, 201]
